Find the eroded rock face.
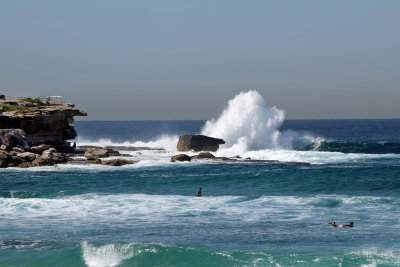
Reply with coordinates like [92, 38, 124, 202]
[171, 154, 191, 162]
[177, 135, 225, 152]
[0, 129, 30, 151]
[0, 105, 86, 147]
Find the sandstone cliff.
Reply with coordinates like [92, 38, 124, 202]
[0, 97, 87, 148]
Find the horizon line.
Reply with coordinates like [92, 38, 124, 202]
[75, 118, 400, 122]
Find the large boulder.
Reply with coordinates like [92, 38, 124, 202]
[84, 148, 121, 160]
[177, 135, 225, 152]
[31, 144, 52, 154]
[32, 148, 67, 166]
[31, 157, 55, 167]
[0, 129, 29, 151]
[43, 148, 67, 163]
[16, 152, 38, 162]
[171, 154, 191, 162]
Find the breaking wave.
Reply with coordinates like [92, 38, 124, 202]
[201, 90, 300, 150]
[304, 140, 400, 154]
[69, 91, 400, 166]
[78, 242, 400, 267]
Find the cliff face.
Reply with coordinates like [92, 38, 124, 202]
[0, 101, 87, 147]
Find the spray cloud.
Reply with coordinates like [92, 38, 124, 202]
[201, 90, 291, 150]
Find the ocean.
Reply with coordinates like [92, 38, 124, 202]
[1, 92, 400, 266]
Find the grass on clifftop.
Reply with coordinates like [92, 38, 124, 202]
[0, 104, 39, 112]
[21, 98, 46, 106]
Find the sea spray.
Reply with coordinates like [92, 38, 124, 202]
[81, 242, 135, 267]
[200, 90, 321, 160]
[201, 90, 286, 150]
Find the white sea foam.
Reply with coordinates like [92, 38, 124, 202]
[0, 194, 397, 229]
[215, 148, 400, 164]
[81, 242, 135, 267]
[63, 91, 400, 165]
[76, 134, 179, 152]
[350, 248, 400, 266]
[199, 90, 399, 163]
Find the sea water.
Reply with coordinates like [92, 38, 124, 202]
[1, 91, 400, 266]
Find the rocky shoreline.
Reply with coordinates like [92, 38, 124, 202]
[0, 96, 309, 168]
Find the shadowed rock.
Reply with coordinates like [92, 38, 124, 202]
[0, 129, 30, 151]
[191, 152, 216, 159]
[101, 159, 134, 166]
[16, 152, 38, 162]
[171, 154, 191, 162]
[32, 157, 55, 167]
[177, 135, 225, 152]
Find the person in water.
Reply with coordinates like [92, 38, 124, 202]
[197, 187, 202, 197]
[329, 221, 354, 228]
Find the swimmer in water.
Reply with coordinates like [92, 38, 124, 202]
[329, 221, 354, 228]
[197, 187, 202, 197]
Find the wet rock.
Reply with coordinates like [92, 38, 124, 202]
[84, 148, 121, 160]
[101, 159, 134, 166]
[0, 129, 29, 151]
[0, 159, 7, 168]
[191, 152, 216, 159]
[10, 156, 22, 166]
[177, 135, 225, 152]
[171, 154, 191, 162]
[18, 162, 32, 168]
[86, 158, 102, 164]
[31, 157, 55, 167]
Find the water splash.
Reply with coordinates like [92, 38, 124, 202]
[201, 90, 287, 150]
[81, 242, 135, 267]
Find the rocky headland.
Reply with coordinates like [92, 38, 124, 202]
[0, 96, 151, 167]
[0, 96, 308, 168]
[0, 96, 87, 167]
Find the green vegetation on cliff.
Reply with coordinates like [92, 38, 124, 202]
[0, 104, 38, 112]
[21, 98, 46, 106]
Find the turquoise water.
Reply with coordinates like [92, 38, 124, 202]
[1, 119, 400, 266]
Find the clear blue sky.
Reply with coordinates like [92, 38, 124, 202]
[1, 1, 399, 120]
